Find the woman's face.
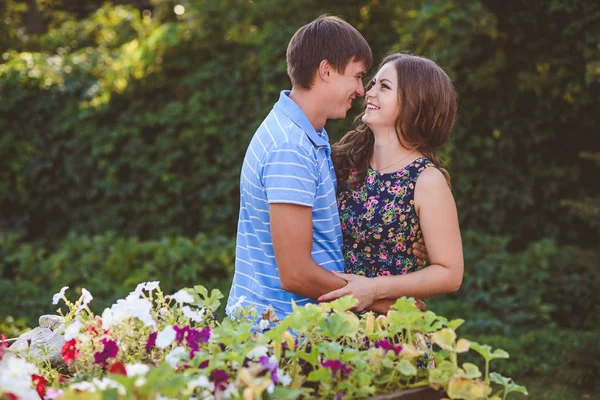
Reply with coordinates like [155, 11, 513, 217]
[362, 62, 400, 130]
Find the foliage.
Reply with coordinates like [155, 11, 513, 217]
[1, 284, 527, 399]
[0, 0, 598, 247]
[427, 231, 599, 335]
[0, 231, 235, 329]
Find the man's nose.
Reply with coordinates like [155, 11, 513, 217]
[357, 82, 365, 97]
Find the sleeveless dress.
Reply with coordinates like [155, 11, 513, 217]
[337, 157, 435, 277]
[337, 156, 436, 368]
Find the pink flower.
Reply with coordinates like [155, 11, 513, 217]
[321, 359, 351, 379]
[376, 338, 403, 355]
[379, 253, 388, 260]
[381, 271, 391, 276]
[94, 338, 119, 367]
[401, 268, 408, 275]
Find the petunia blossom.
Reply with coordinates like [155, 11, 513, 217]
[146, 331, 157, 353]
[108, 361, 127, 376]
[32, 374, 48, 398]
[181, 305, 205, 322]
[321, 359, 352, 379]
[52, 286, 69, 305]
[171, 289, 194, 304]
[76, 288, 93, 313]
[64, 320, 83, 341]
[94, 338, 119, 367]
[211, 369, 230, 392]
[376, 338, 403, 355]
[62, 339, 79, 365]
[156, 326, 176, 349]
[101, 295, 156, 330]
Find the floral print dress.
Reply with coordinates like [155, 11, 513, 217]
[337, 157, 434, 278]
[337, 157, 436, 368]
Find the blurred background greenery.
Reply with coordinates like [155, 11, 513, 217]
[0, 0, 598, 398]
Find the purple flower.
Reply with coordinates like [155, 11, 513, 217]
[172, 326, 211, 357]
[259, 356, 279, 384]
[94, 338, 119, 367]
[146, 332, 157, 353]
[376, 338, 403, 355]
[211, 369, 230, 392]
[321, 359, 351, 379]
[336, 393, 345, 400]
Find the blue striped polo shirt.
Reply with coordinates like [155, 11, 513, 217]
[226, 90, 345, 321]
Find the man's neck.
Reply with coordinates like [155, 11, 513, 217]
[289, 88, 327, 131]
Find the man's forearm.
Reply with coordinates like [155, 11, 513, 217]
[280, 258, 347, 300]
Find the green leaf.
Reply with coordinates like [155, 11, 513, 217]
[398, 359, 417, 376]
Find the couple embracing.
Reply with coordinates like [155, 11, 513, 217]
[226, 15, 463, 323]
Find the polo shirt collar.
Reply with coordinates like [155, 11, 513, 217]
[274, 90, 330, 148]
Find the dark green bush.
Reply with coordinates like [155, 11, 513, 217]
[0, 231, 235, 328]
[1, 0, 598, 248]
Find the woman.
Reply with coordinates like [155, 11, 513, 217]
[319, 53, 463, 312]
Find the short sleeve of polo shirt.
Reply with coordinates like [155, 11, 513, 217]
[262, 141, 318, 207]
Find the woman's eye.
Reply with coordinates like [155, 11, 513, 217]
[381, 84, 390, 90]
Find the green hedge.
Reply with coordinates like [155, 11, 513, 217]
[0, 231, 235, 327]
[1, 0, 598, 249]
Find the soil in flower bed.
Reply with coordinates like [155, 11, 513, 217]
[367, 387, 445, 400]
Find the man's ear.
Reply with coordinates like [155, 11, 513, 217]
[317, 59, 332, 82]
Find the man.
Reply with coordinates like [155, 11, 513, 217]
[226, 15, 426, 321]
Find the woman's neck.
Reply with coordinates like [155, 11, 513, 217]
[370, 127, 414, 170]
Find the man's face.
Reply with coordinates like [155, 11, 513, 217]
[327, 60, 367, 120]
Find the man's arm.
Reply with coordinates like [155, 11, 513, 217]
[270, 203, 347, 298]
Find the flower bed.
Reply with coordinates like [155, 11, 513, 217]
[0, 283, 528, 399]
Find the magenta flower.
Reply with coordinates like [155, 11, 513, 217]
[259, 356, 279, 384]
[376, 338, 403, 355]
[146, 332, 157, 353]
[94, 338, 119, 367]
[172, 325, 211, 357]
[321, 359, 351, 379]
[211, 369, 230, 392]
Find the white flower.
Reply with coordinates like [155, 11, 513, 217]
[277, 370, 292, 386]
[246, 345, 269, 360]
[257, 319, 270, 331]
[125, 363, 150, 377]
[130, 281, 161, 298]
[144, 281, 160, 292]
[165, 346, 187, 368]
[156, 325, 176, 349]
[267, 383, 275, 394]
[64, 319, 83, 341]
[101, 296, 156, 330]
[171, 289, 194, 304]
[225, 295, 246, 316]
[187, 375, 214, 392]
[223, 383, 238, 399]
[182, 305, 205, 322]
[52, 286, 69, 305]
[68, 381, 97, 392]
[0, 354, 40, 400]
[76, 288, 93, 314]
[81, 288, 93, 305]
[157, 396, 176, 400]
[93, 378, 126, 396]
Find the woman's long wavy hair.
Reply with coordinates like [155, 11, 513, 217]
[332, 53, 457, 190]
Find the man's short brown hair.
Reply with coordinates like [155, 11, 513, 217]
[286, 15, 372, 89]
